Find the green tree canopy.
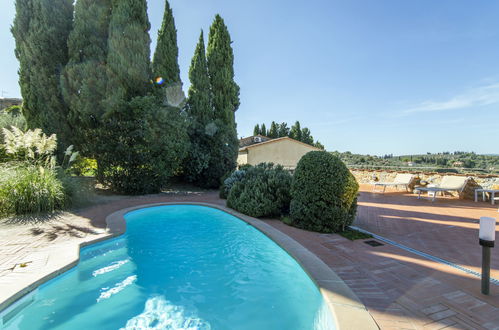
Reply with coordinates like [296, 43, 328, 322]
[253, 124, 260, 136]
[12, 0, 73, 149]
[61, 0, 112, 156]
[184, 31, 214, 184]
[204, 14, 240, 187]
[289, 121, 302, 141]
[260, 123, 267, 136]
[268, 121, 278, 138]
[105, 0, 152, 114]
[152, 0, 181, 85]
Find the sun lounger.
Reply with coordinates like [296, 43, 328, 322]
[414, 176, 470, 201]
[372, 173, 415, 193]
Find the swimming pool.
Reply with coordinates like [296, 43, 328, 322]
[2, 205, 335, 329]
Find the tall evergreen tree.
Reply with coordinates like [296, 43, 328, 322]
[253, 124, 260, 136]
[301, 127, 314, 144]
[61, 0, 112, 156]
[278, 122, 289, 137]
[184, 31, 214, 183]
[105, 0, 152, 114]
[289, 121, 302, 141]
[152, 0, 181, 85]
[12, 0, 73, 147]
[260, 123, 267, 136]
[11, 0, 32, 123]
[205, 14, 240, 187]
[268, 121, 278, 138]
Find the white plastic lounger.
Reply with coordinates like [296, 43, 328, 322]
[414, 176, 470, 202]
[372, 173, 415, 193]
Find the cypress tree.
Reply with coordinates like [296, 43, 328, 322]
[12, 0, 73, 147]
[61, 0, 112, 156]
[268, 121, 278, 138]
[253, 124, 260, 136]
[289, 121, 302, 141]
[11, 0, 32, 125]
[205, 14, 240, 187]
[152, 0, 181, 85]
[261, 123, 267, 136]
[105, 0, 152, 114]
[184, 31, 214, 183]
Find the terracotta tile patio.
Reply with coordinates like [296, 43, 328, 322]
[0, 185, 498, 329]
[263, 184, 499, 329]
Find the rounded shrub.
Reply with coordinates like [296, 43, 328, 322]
[219, 164, 252, 199]
[290, 151, 359, 232]
[227, 163, 292, 218]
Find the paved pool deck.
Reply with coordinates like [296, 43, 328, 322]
[0, 186, 498, 329]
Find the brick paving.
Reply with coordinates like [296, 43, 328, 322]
[1, 185, 498, 329]
[263, 185, 499, 329]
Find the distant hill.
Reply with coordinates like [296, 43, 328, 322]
[332, 151, 499, 174]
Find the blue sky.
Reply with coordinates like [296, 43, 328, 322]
[1, 0, 498, 155]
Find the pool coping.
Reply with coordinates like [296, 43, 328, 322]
[1, 202, 379, 330]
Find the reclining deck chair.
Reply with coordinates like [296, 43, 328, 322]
[414, 176, 470, 202]
[372, 173, 415, 193]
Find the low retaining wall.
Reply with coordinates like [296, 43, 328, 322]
[351, 169, 499, 200]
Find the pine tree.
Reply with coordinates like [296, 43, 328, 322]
[314, 141, 325, 150]
[261, 123, 267, 136]
[61, 0, 112, 156]
[268, 121, 278, 138]
[205, 14, 240, 187]
[253, 124, 260, 136]
[152, 0, 181, 85]
[301, 127, 314, 144]
[184, 31, 214, 183]
[105, 0, 152, 114]
[12, 0, 73, 148]
[289, 121, 302, 141]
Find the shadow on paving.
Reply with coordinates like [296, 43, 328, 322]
[264, 218, 499, 330]
[355, 189, 499, 279]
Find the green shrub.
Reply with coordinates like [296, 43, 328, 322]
[290, 151, 359, 232]
[70, 156, 97, 176]
[227, 163, 292, 218]
[0, 164, 67, 216]
[3, 105, 22, 116]
[219, 164, 252, 199]
[96, 95, 189, 194]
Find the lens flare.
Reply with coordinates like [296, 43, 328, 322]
[155, 77, 165, 85]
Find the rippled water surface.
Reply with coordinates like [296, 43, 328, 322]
[4, 205, 334, 329]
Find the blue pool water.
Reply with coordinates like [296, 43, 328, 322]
[3, 205, 335, 329]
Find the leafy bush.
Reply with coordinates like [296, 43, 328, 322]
[3, 105, 22, 116]
[227, 163, 292, 218]
[219, 164, 252, 199]
[290, 151, 359, 232]
[0, 164, 67, 216]
[70, 156, 97, 176]
[96, 95, 189, 194]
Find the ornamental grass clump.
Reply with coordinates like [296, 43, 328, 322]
[0, 127, 81, 216]
[289, 151, 359, 233]
[227, 163, 292, 218]
[0, 165, 67, 216]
